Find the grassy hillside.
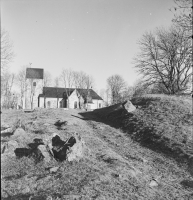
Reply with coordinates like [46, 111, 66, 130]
[1, 96, 193, 199]
[94, 94, 193, 166]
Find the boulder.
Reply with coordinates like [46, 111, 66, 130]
[43, 133, 59, 155]
[51, 135, 70, 161]
[41, 133, 84, 162]
[93, 100, 136, 119]
[13, 128, 26, 137]
[123, 100, 136, 112]
[66, 133, 85, 162]
[11, 128, 31, 145]
[38, 145, 52, 162]
[52, 135, 66, 148]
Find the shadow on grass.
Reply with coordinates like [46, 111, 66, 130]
[1, 132, 14, 137]
[79, 110, 190, 168]
[2, 193, 31, 200]
[180, 180, 193, 189]
[54, 120, 67, 130]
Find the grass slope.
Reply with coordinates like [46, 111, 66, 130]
[1, 97, 193, 199]
[94, 94, 193, 166]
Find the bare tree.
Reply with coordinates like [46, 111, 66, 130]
[132, 79, 150, 97]
[73, 71, 87, 89]
[43, 71, 52, 87]
[54, 77, 60, 87]
[171, 0, 192, 38]
[16, 66, 29, 108]
[134, 26, 192, 94]
[60, 69, 75, 108]
[84, 75, 94, 89]
[1, 72, 15, 109]
[107, 74, 126, 104]
[121, 86, 135, 100]
[105, 88, 110, 106]
[1, 29, 15, 75]
[99, 89, 105, 101]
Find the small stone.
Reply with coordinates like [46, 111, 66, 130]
[149, 179, 158, 187]
[49, 166, 59, 173]
[111, 173, 119, 178]
[43, 123, 51, 126]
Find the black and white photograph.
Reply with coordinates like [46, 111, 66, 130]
[1, 0, 192, 199]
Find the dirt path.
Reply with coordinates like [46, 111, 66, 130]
[1, 109, 193, 199]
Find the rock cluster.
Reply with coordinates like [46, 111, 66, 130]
[1, 120, 85, 163]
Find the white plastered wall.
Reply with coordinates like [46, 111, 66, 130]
[68, 90, 79, 109]
[39, 97, 63, 108]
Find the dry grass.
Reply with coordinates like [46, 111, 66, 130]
[94, 94, 192, 165]
[1, 100, 193, 199]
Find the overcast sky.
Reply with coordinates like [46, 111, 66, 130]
[1, 0, 175, 92]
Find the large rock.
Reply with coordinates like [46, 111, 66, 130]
[38, 145, 52, 162]
[11, 128, 31, 145]
[66, 133, 85, 162]
[52, 135, 66, 148]
[13, 128, 26, 137]
[123, 100, 136, 112]
[51, 135, 72, 161]
[41, 133, 84, 162]
[93, 100, 136, 120]
[43, 133, 59, 149]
